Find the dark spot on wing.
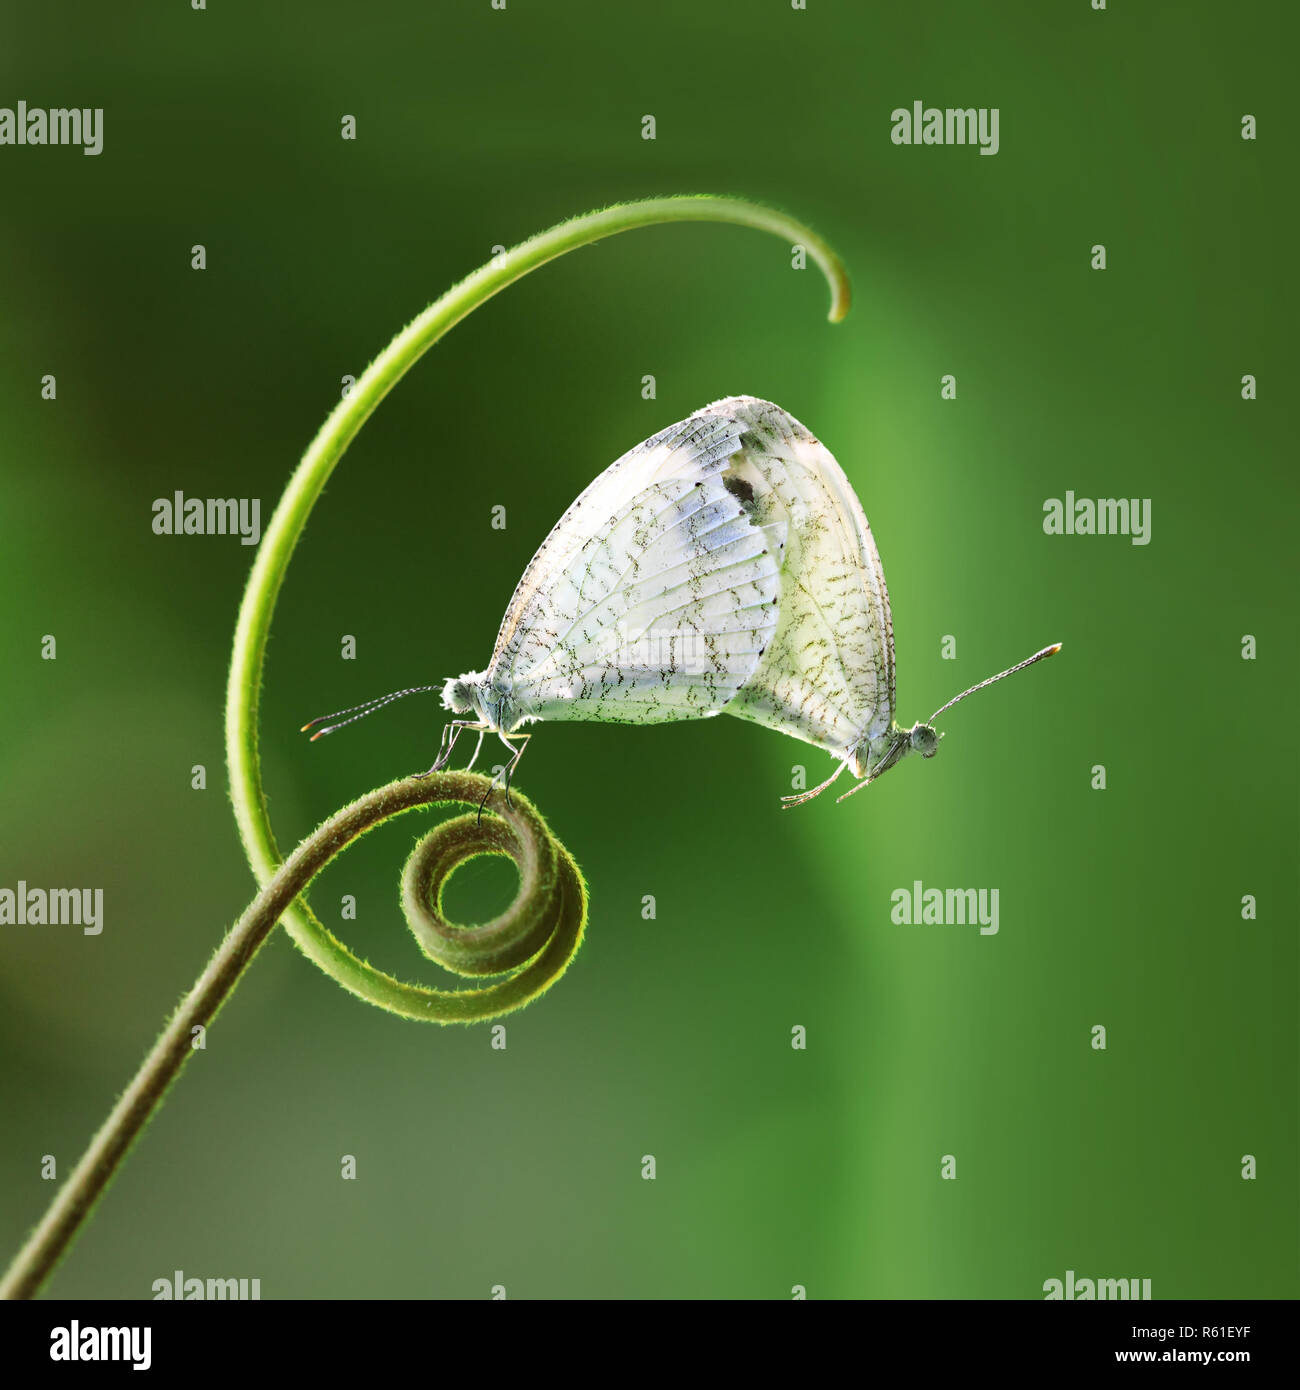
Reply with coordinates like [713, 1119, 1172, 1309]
[723, 473, 755, 504]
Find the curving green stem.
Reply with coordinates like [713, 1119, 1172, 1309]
[0, 773, 581, 1300]
[1, 196, 848, 1301]
[225, 195, 851, 1021]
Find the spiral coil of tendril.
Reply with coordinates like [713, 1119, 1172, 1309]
[401, 778, 582, 983]
[220, 770, 589, 1024]
[357, 773, 585, 1021]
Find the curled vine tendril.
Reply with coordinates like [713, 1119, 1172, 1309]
[1, 194, 849, 1299]
[0, 773, 579, 1300]
[224, 194, 850, 1023]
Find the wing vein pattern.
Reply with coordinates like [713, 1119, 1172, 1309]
[701, 397, 896, 757]
[485, 412, 789, 725]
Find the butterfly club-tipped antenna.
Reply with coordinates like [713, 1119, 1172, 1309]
[926, 642, 1063, 724]
[300, 684, 442, 742]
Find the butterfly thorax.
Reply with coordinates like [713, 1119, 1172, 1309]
[440, 670, 529, 733]
[849, 720, 941, 781]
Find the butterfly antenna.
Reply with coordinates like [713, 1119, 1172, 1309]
[300, 685, 442, 742]
[928, 643, 1062, 724]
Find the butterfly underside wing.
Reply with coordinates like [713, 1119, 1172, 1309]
[486, 410, 790, 725]
[696, 396, 897, 758]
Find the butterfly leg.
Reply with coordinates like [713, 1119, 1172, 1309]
[780, 755, 853, 809]
[499, 732, 532, 806]
[835, 739, 906, 803]
[462, 727, 488, 773]
[476, 732, 532, 822]
[429, 721, 459, 770]
[415, 720, 487, 778]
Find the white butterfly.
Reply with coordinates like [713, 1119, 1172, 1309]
[304, 407, 790, 797]
[689, 396, 1061, 805]
[304, 396, 1059, 808]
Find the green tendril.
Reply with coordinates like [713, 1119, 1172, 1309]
[225, 195, 850, 1023]
[0, 774, 581, 1300]
[1, 194, 849, 1300]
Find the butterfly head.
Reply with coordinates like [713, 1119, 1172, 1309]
[441, 673, 484, 717]
[909, 722, 941, 758]
[847, 722, 942, 784]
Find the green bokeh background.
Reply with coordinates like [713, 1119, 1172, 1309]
[1, 1, 1294, 1299]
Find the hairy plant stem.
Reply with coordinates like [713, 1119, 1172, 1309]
[2, 195, 849, 1299]
[0, 773, 580, 1301]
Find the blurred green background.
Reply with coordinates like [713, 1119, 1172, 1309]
[1, 1, 1294, 1299]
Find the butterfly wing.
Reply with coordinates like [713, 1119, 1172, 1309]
[487, 410, 788, 725]
[702, 397, 896, 757]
